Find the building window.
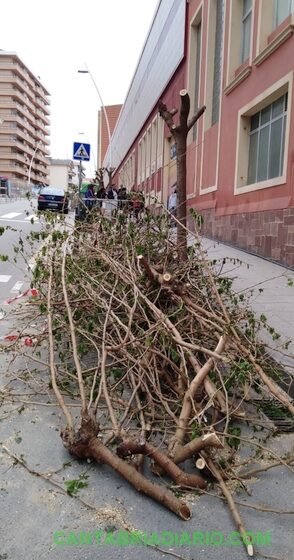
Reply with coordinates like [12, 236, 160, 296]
[188, 6, 202, 140]
[235, 74, 292, 194]
[247, 93, 287, 184]
[193, 22, 202, 140]
[211, 0, 225, 125]
[241, 0, 252, 63]
[157, 115, 164, 169]
[258, 0, 294, 55]
[146, 126, 151, 178]
[151, 118, 157, 173]
[141, 134, 146, 181]
[274, 0, 292, 27]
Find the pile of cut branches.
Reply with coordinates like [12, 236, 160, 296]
[27, 208, 294, 556]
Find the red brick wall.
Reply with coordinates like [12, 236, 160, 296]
[99, 105, 122, 167]
[188, 207, 294, 269]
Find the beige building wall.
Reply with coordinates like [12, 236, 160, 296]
[0, 51, 50, 187]
[47, 159, 78, 190]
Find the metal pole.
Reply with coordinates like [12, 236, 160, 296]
[76, 160, 83, 219]
[28, 143, 39, 188]
[78, 65, 112, 168]
[78, 160, 82, 196]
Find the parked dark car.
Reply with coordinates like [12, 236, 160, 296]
[37, 187, 69, 214]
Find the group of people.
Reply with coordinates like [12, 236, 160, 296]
[82, 182, 177, 223]
[83, 184, 145, 220]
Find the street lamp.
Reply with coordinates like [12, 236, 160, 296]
[78, 64, 112, 169]
[28, 142, 40, 187]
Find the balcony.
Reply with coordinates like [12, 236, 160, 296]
[36, 108, 50, 126]
[0, 138, 30, 152]
[34, 95, 50, 115]
[35, 118, 50, 136]
[0, 87, 36, 113]
[3, 152, 30, 166]
[13, 102, 36, 127]
[0, 100, 15, 108]
[35, 84, 50, 104]
[2, 75, 36, 104]
[0, 161, 28, 175]
[9, 114, 35, 136]
[1, 123, 37, 146]
[35, 163, 48, 174]
[13, 63, 35, 90]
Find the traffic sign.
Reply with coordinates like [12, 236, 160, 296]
[73, 142, 91, 161]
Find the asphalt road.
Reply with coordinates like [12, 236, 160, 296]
[0, 197, 41, 304]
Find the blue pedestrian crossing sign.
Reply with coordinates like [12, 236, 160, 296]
[73, 142, 91, 161]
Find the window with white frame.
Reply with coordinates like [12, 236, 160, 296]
[137, 140, 142, 184]
[257, 0, 293, 56]
[241, 0, 252, 63]
[151, 118, 157, 173]
[157, 115, 164, 169]
[274, 0, 292, 27]
[133, 151, 136, 184]
[141, 134, 146, 181]
[235, 74, 291, 193]
[188, 6, 202, 141]
[193, 21, 202, 139]
[247, 93, 287, 184]
[226, 0, 251, 85]
[146, 126, 151, 178]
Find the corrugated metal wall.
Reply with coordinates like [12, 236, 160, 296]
[103, 0, 186, 169]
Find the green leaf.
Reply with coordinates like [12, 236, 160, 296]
[227, 426, 241, 450]
[110, 368, 124, 380]
[170, 348, 180, 363]
[65, 474, 89, 496]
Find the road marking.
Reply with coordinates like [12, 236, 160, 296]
[24, 214, 39, 221]
[0, 212, 22, 219]
[0, 275, 12, 282]
[10, 281, 24, 293]
[0, 218, 37, 224]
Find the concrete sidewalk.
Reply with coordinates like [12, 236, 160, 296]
[201, 237, 294, 376]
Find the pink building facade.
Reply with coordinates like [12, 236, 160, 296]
[104, 0, 294, 268]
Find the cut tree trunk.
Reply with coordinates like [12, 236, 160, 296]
[158, 90, 206, 262]
[61, 414, 192, 520]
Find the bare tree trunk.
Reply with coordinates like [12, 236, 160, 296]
[159, 91, 205, 261]
[95, 168, 105, 188]
[106, 167, 115, 187]
[176, 133, 188, 257]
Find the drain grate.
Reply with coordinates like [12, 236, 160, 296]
[253, 399, 294, 432]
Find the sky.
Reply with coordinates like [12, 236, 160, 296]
[1, 0, 159, 177]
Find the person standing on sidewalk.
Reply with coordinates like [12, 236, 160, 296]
[167, 185, 177, 226]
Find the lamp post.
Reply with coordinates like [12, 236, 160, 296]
[28, 142, 40, 188]
[78, 64, 112, 169]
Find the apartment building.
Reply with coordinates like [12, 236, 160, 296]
[0, 51, 50, 187]
[105, 0, 294, 268]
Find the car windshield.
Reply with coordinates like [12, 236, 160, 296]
[41, 188, 65, 196]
